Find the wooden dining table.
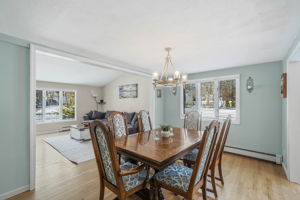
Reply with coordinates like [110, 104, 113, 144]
[114, 127, 203, 200]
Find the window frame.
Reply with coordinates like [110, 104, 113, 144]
[36, 88, 77, 124]
[180, 74, 240, 124]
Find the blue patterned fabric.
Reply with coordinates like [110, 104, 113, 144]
[185, 111, 200, 131]
[120, 155, 132, 164]
[183, 148, 199, 162]
[155, 127, 215, 192]
[112, 114, 127, 138]
[95, 127, 116, 185]
[121, 162, 152, 191]
[196, 128, 215, 182]
[154, 163, 200, 192]
[140, 111, 151, 132]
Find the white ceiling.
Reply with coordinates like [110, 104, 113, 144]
[1, 0, 300, 73]
[36, 51, 123, 86]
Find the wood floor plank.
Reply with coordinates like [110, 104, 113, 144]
[8, 132, 300, 200]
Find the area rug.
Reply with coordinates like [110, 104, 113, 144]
[43, 134, 95, 164]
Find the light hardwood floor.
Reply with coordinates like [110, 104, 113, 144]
[9, 132, 300, 200]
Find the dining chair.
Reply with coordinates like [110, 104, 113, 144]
[184, 111, 201, 131]
[108, 112, 130, 164]
[151, 120, 219, 200]
[183, 116, 232, 198]
[89, 120, 152, 200]
[109, 112, 129, 138]
[138, 110, 152, 132]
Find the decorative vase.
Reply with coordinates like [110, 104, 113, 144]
[161, 131, 170, 137]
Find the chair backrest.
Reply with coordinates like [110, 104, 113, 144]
[184, 111, 201, 131]
[189, 120, 219, 189]
[109, 112, 129, 138]
[217, 116, 231, 161]
[138, 110, 152, 132]
[89, 120, 123, 190]
[208, 117, 230, 168]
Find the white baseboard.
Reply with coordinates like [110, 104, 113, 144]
[224, 146, 282, 164]
[36, 129, 59, 135]
[0, 185, 29, 200]
[36, 128, 70, 135]
[282, 163, 289, 179]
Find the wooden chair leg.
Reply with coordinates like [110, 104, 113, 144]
[210, 167, 218, 198]
[201, 178, 207, 200]
[99, 179, 105, 200]
[218, 161, 224, 185]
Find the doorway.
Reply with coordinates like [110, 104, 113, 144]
[29, 45, 154, 190]
[286, 61, 300, 184]
[286, 42, 300, 184]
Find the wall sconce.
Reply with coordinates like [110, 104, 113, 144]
[246, 77, 254, 93]
[170, 87, 177, 95]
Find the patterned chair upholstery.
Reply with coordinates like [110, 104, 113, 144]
[184, 111, 201, 131]
[95, 126, 150, 191]
[183, 148, 199, 163]
[139, 110, 152, 132]
[183, 117, 230, 164]
[109, 112, 131, 164]
[89, 121, 151, 200]
[153, 120, 219, 200]
[111, 113, 127, 138]
[95, 126, 117, 185]
[183, 117, 231, 198]
[120, 162, 152, 191]
[155, 163, 198, 192]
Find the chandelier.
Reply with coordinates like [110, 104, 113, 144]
[152, 47, 187, 88]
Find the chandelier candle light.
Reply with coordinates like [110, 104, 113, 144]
[152, 47, 187, 88]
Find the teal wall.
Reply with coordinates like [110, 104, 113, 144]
[282, 31, 300, 170]
[0, 35, 30, 194]
[155, 89, 165, 127]
[161, 61, 283, 155]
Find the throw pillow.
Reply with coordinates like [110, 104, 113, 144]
[87, 111, 94, 120]
[131, 113, 138, 126]
[92, 111, 106, 119]
[123, 112, 135, 124]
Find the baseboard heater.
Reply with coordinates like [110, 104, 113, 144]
[224, 146, 282, 164]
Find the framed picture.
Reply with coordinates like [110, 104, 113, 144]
[157, 88, 162, 98]
[281, 73, 287, 98]
[119, 83, 138, 99]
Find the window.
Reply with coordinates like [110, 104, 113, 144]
[36, 89, 76, 123]
[181, 75, 240, 124]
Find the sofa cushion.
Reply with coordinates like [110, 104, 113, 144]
[105, 111, 117, 119]
[123, 112, 136, 124]
[87, 111, 94, 120]
[92, 111, 105, 119]
[131, 113, 138, 126]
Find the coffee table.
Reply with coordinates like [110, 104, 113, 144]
[70, 125, 91, 141]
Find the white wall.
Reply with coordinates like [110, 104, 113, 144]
[287, 61, 300, 184]
[36, 81, 102, 134]
[103, 74, 152, 113]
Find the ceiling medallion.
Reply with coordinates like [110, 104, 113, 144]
[152, 47, 187, 88]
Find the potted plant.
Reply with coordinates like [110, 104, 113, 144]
[160, 125, 171, 137]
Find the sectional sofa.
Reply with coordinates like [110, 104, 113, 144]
[83, 110, 139, 134]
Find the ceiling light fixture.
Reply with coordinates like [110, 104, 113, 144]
[152, 47, 187, 88]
